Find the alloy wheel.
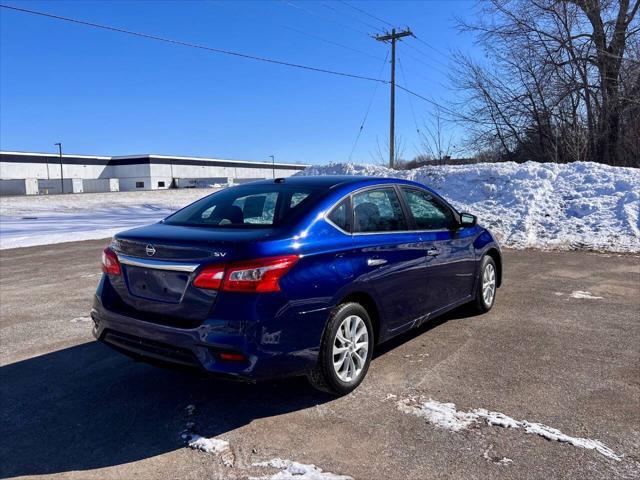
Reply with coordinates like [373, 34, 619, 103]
[482, 263, 496, 306]
[332, 315, 369, 382]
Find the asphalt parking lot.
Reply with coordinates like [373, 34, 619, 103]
[0, 240, 638, 480]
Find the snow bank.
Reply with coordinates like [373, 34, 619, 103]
[2, 161, 638, 252]
[397, 397, 620, 461]
[0, 189, 210, 249]
[251, 458, 353, 480]
[187, 435, 229, 454]
[298, 161, 640, 253]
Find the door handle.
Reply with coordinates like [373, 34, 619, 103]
[367, 258, 387, 267]
[425, 248, 439, 257]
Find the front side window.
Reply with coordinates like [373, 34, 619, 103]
[164, 185, 321, 228]
[352, 188, 407, 233]
[232, 192, 278, 225]
[402, 188, 455, 230]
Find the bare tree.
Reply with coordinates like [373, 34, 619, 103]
[420, 107, 455, 162]
[453, 0, 639, 166]
[370, 135, 406, 167]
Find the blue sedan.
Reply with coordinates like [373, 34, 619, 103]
[92, 176, 502, 395]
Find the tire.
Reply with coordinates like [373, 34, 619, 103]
[474, 255, 497, 313]
[307, 302, 374, 395]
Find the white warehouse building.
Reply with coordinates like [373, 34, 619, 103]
[0, 151, 309, 195]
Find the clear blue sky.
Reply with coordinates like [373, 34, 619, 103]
[0, 0, 480, 165]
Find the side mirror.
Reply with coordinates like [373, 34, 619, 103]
[460, 213, 477, 227]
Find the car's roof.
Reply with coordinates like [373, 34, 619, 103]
[248, 175, 424, 189]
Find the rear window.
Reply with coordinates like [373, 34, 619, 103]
[164, 184, 322, 228]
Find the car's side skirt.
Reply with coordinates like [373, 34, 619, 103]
[380, 294, 474, 344]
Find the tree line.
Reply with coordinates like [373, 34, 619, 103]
[448, 0, 639, 167]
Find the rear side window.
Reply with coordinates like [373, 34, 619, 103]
[164, 185, 322, 228]
[290, 192, 310, 208]
[401, 188, 455, 230]
[327, 198, 350, 232]
[352, 188, 407, 233]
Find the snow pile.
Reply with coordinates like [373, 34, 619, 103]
[181, 403, 234, 466]
[251, 458, 353, 480]
[298, 161, 640, 252]
[397, 397, 620, 461]
[187, 435, 230, 454]
[0, 189, 210, 249]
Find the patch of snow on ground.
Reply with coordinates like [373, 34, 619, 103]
[521, 422, 620, 461]
[298, 161, 640, 253]
[0, 188, 213, 249]
[181, 403, 233, 466]
[569, 290, 603, 299]
[70, 316, 91, 323]
[397, 398, 477, 431]
[396, 397, 620, 461]
[187, 435, 230, 454]
[251, 458, 352, 480]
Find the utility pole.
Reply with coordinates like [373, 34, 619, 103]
[269, 155, 275, 179]
[375, 28, 412, 169]
[54, 142, 63, 193]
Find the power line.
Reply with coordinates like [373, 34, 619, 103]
[395, 84, 482, 124]
[283, 25, 384, 62]
[349, 51, 389, 161]
[403, 40, 450, 71]
[412, 34, 449, 59]
[323, 3, 383, 34]
[400, 46, 450, 78]
[397, 56, 421, 136]
[0, 3, 383, 83]
[0, 3, 477, 124]
[338, 0, 395, 29]
[281, 1, 369, 37]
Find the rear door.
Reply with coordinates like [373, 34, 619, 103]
[349, 186, 428, 335]
[399, 187, 476, 313]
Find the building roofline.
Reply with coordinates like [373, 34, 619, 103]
[0, 150, 111, 160]
[110, 153, 309, 168]
[1, 150, 309, 168]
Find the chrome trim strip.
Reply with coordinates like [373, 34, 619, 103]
[367, 258, 388, 266]
[117, 254, 200, 272]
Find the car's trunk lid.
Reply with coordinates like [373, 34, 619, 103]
[108, 223, 278, 326]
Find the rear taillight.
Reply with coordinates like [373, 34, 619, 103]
[192, 255, 299, 293]
[192, 264, 225, 290]
[101, 248, 121, 276]
[224, 255, 299, 293]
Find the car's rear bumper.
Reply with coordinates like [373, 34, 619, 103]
[91, 296, 324, 381]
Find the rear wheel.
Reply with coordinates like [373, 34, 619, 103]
[474, 255, 497, 312]
[307, 302, 373, 395]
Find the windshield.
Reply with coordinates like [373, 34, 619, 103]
[164, 184, 324, 228]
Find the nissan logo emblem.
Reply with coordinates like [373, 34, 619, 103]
[145, 244, 156, 256]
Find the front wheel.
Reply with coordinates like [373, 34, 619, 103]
[474, 255, 497, 312]
[307, 302, 373, 395]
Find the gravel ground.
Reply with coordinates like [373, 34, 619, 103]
[0, 240, 638, 480]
